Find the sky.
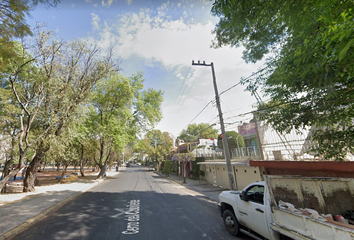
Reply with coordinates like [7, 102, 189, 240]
[26, 0, 265, 139]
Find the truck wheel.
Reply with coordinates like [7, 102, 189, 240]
[222, 209, 240, 236]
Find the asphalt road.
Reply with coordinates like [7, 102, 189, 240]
[11, 166, 251, 240]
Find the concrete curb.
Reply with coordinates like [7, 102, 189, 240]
[0, 174, 117, 240]
[0, 190, 83, 240]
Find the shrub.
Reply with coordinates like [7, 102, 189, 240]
[164, 160, 171, 176]
[198, 170, 205, 176]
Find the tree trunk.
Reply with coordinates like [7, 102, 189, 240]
[182, 162, 187, 183]
[23, 143, 49, 192]
[23, 161, 38, 192]
[79, 144, 85, 177]
[57, 164, 68, 183]
[0, 151, 27, 193]
[96, 164, 106, 179]
[0, 169, 20, 193]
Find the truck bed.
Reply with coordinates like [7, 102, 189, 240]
[266, 175, 354, 240]
[272, 208, 354, 240]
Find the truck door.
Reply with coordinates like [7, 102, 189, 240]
[237, 184, 272, 239]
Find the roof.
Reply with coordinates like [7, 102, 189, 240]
[197, 161, 251, 167]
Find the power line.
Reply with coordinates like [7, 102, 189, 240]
[219, 66, 269, 96]
[220, 82, 241, 95]
[182, 100, 213, 131]
[176, 67, 202, 112]
[173, 66, 191, 107]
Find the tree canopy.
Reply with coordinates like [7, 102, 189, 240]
[0, 1, 60, 71]
[85, 72, 164, 178]
[178, 123, 217, 143]
[142, 129, 173, 166]
[217, 131, 244, 157]
[211, 0, 354, 160]
[0, 27, 116, 192]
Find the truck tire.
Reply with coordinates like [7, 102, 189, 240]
[222, 209, 240, 236]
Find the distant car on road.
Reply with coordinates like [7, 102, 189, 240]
[126, 163, 131, 167]
[148, 165, 155, 171]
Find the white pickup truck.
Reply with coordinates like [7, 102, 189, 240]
[218, 181, 287, 240]
[218, 176, 354, 240]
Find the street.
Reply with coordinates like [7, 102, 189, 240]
[11, 166, 251, 240]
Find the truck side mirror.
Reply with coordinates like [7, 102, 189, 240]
[241, 190, 249, 202]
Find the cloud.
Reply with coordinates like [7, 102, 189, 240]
[125, 0, 132, 6]
[87, 4, 264, 136]
[102, 0, 114, 7]
[91, 13, 100, 31]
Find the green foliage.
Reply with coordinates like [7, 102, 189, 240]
[164, 160, 171, 175]
[174, 152, 196, 163]
[217, 131, 244, 150]
[198, 170, 205, 176]
[0, 1, 61, 72]
[178, 123, 217, 143]
[0, 0, 61, 40]
[212, 0, 354, 160]
[85, 72, 164, 174]
[142, 130, 173, 163]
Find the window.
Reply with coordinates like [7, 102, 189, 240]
[246, 185, 264, 205]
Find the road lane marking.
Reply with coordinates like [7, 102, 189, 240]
[122, 200, 140, 235]
[110, 208, 125, 218]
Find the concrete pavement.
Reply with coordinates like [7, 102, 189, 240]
[159, 172, 229, 203]
[0, 167, 227, 240]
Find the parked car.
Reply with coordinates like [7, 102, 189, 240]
[148, 165, 155, 171]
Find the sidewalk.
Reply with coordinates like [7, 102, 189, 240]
[159, 173, 229, 203]
[0, 169, 123, 240]
[0, 168, 228, 240]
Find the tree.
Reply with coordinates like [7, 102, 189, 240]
[174, 152, 195, 183]
[211, 0, 354, 161]
[0, 1, 61, 72]
[0, 0, 60, 40]
[0, 75, 22, 187]
[143, 130, 173, 170]
[86, 73, 134, 179]
[217, 131, 244, 158]
[163, 160, 171, 176]
[178, 123, 217, 143]
[0, 28, 115, 193]
[86, 72, 163, 178]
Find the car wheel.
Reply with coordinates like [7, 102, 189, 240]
[222, 209, 240, 236]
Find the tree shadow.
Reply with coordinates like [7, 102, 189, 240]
[9, 190, 252, 240]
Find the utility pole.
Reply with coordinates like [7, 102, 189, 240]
[192, 60, 235, 190]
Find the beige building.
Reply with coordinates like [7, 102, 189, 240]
[198, 159, 263, 190]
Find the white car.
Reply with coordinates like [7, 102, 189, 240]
[148, 165, 155, 171]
